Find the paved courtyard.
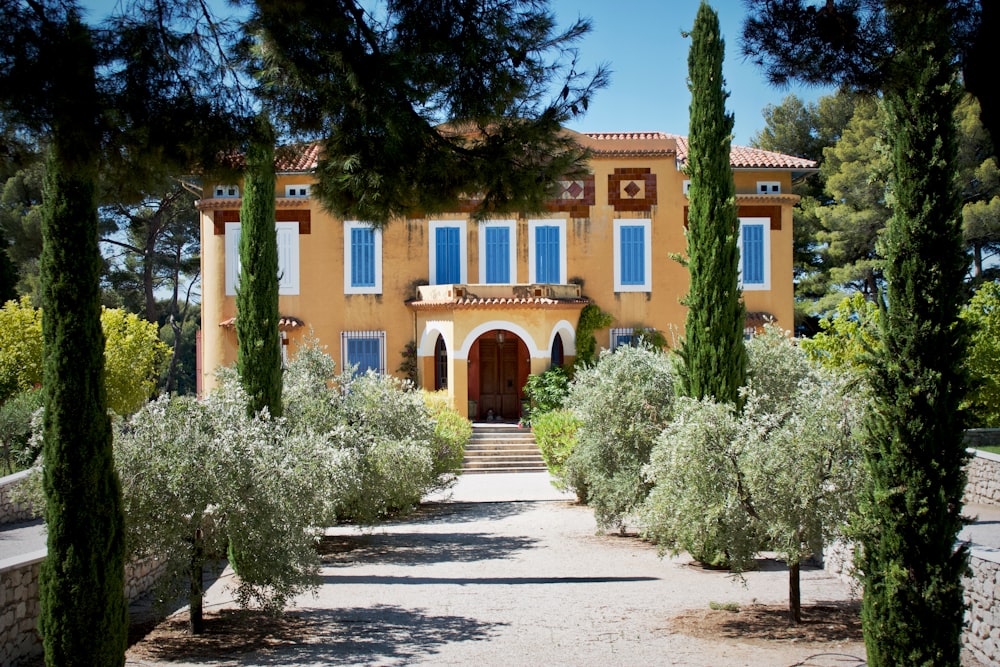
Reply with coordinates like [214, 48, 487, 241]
[125, 473, 870, 667]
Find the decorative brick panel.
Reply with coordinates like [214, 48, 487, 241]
[608, 168, 656, 212]
[682, 204, 781, 230]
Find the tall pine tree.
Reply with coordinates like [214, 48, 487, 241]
[235, 116, 282, 419]
[36, 13, 127, 665]
[859, 2, 970, 663]
[678, 1, 746, 404]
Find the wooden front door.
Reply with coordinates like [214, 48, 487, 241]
[478, 339, 520, 420]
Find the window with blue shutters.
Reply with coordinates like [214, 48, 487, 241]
[484, 226, 510, 283]
[613, 220, 651, 292]
[477, 220, 516, 284]
[435, 226, 461, 284]
[342, 331, 385, 375]
[739, 218, 770, 291]
[528, 219, 566, 284]
[343, 221, 382, 294]
[535, 225, 560, 283]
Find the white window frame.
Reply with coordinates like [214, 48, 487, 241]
[214, 184, 240, 198]
[682, 179, 691, 196]
[343, 220, 383, 295]
[477, 219, 517, 284]
[428, 220, 468, 285]
[610, 327, 634, 351]
[341, 330, 386, 375]
[284, 184, 311, 197]
[527, 219, 567, 284]
[738, 217, 771, 291]
[225, 221, 301, 296]
[613, 219, 652, 293]
[756, 180, 781, 194]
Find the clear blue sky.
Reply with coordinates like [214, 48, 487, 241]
[79, 0, 831, 147]
[551, 0, 832, 145]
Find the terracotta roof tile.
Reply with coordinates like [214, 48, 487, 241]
[409, 296, 589, 310]
[666, 134, 817, 170]
[220, 316, 305, 330]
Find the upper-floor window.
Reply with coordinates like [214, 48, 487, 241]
[613, 219, 652, 292]
[756, 181, 781, 194]
[682, 179, 691, 196]
[343, 221, 382, 294]
[478, 219, 517, 284]
[214, 185, 239, 198]
[225, 221, 300, 296]
[341, 330, 385, 376]
[285, 184, 310, 197]
[528, 220, 567, 284]
[739, 217, 771, 291]
[429, 220, 468, 285]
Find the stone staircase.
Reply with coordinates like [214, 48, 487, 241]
[462, 423, 547, 474]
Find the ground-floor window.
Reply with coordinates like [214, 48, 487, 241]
[435, 334, 448, 390]
[551, 334, 564, 367]
[341, 330, 386, 376]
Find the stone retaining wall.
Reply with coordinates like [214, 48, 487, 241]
[0, 471, 37, 526]
[964, 548, 1000, 666]
[965, 448, 1000, 506]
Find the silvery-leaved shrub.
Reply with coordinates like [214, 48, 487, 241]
[567, 344, 675, 532]
[641, 327, 866, 616]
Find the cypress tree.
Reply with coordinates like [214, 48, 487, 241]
[678, 2, 746, 404]
[859, 2, 970, 664]
[235, 116, 283, 418]
[37, 14, 127, 665]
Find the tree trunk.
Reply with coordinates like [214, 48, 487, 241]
[788, 560, 801, 624]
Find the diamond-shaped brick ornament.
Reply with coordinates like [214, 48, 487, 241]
[623, 180, 642, 198]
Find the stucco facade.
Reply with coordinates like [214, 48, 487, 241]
[198, 131, 814, 419]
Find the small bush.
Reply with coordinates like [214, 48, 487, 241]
[424, 391, 471, 477]
[532, 408, 581, 494]
[567, 344, 675, 532]
[0, 388, 43, 473]
[523, 366, 570, 422]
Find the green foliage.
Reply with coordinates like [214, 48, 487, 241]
[523, 366, 570, 422]
[397, 340, 418, 385]
[642, 327, 866, 618]
[800, 293, 880, 374]
[283, 342, 456, 524]
[574, 304, 613, 367]
[632, 327, 667, 351]
[963, 281, 1000, 426]
[0, 387, 43, 474]
[567, 345, 675, 532]
[249, 2, 608, 224]
[0, 296, 43, 402]
[423, 390, 471, 478]
[859, 6, 970, 664]
[0, 298, 170, 414]
[677, 3, 746, 405]
[531, 408, 582, 495]
[236, 119, 282, 419]
[102, 307, 171, 415]
[37, 20, 128, 660]
[114, 391, 326, 622]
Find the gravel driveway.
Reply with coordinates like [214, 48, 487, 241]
[126, 473, 867, 667]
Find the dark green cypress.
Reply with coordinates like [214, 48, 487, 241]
[678, 2, 746, 404]
[859, 2, 970, 664]
[236, 116, 283, 418]
[37, 15, 127, 666]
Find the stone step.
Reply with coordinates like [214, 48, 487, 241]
[463, 424, 544, 474]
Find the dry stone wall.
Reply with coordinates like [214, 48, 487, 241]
[0, 471, 37, 526]
[965, 448, 1000, 506]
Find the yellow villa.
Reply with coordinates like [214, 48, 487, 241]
[197, 130, 815, 420]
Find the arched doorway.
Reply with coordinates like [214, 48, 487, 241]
[470, 329, 528, 421]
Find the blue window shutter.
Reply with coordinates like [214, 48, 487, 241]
[620, 226, 645, 286]
[347, 337, 381, 375]
[536, 226, 559, 283]
[742, 224, 765, 284]
[485, 226, 510, 283]
[351, 227, 375, 287]
[436, 227, 460, 284]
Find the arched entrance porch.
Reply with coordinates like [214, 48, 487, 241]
[467, 329, 529, 422]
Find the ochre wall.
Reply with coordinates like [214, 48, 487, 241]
[199, 157, 798, 412]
